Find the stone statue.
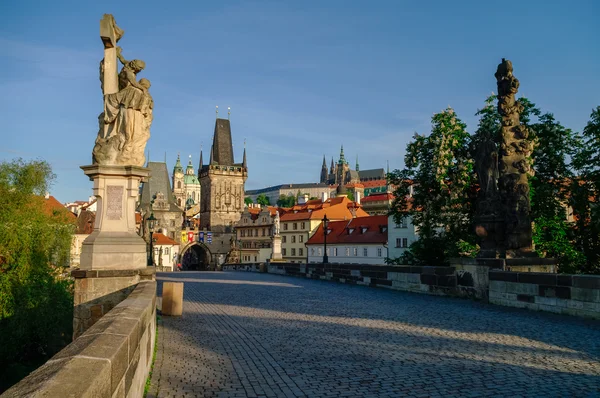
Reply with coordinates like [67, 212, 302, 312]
[475, 136, 499, 199]
[495, 58, 534, 257]
[273, 211, 280, 236]
[92, 14, 152, 167]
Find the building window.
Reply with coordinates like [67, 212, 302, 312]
[396, 238, 408, 248]
[345, 247, 350, 256]
[333, 248, 338, 256]
[318, 247, 322, 256]
[301, 222, 306, 229]
[326, 248, 330, 255]
[282, 236, 287, 243]
[363, 247, 368, 256]
[311, 248, 315, 256]
[353, 247, 357, 256]
[254, 256, 257, 262]
[291, 248, 296, 256]
[165, 247, 170, 256]
[299, 235, 304, 243]
[293, 223, 298, 230]
[177, 181, 182, 189]
[171, 220, 175, 227]
[396, 218, 408, 228]
[292, 236, 296, 243]
[299, 248, 303, 256]
[282, 248, 287, 256]
[262, 228, 266, 236]
[377, 248, 382, 257]
[284, 223, 288, 231]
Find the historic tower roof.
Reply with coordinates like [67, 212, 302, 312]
[338, 145, 347, 165]
[211, 118, 235, 166]
[186, 155, 194, 174]
[198, 147, 203, 175]
[173, 154, 183, 174]
[356, 154, 360, 172]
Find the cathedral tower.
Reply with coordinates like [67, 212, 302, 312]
[199, 118, 248, 232]
[320, 155, 328, 184]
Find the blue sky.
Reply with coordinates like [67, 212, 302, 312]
[1, 0, 598, 203]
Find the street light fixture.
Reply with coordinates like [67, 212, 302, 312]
[147, 212, 157, 266]
[322, 215, 329, 264]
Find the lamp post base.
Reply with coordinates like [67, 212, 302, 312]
[323, 255, 328, 264]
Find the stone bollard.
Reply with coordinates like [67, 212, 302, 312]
[162, 282, 183, 316]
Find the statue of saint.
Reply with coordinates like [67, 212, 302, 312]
[475, 137, 499, 198]
[93, 14, 153, 167]
[273, 212, 280, 236]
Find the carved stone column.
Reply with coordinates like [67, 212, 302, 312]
[495, 59, 534, 257]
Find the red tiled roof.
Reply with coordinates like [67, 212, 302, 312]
[43, 195, 76, 219]
[306, 215, 388, 245]
[361, 193, 394, 203]
[280, 196, 369, 222]
[361, 179, 387, 188]
[153, 233, 180, 245]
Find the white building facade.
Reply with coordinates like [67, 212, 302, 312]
[387, 214, 418, 260]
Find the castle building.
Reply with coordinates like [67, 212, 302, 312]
[320, 145, 387, 187]
[172, 154, 201, 210]
[199, 118, 248, 233]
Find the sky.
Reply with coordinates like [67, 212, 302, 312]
[0, 0, 598, 203]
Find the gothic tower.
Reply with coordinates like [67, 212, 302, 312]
[199, 118, 248, 232]
[320, 155, 328, 184]
[172, 154, 185, 208]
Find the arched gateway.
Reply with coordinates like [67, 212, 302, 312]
[179, 242, 212, 271]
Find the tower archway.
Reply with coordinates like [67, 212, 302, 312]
[179, 242, 212, 271]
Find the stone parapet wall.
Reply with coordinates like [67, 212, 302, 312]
[72, 268, 155, 339]
[489, 271, 600, 319]
[2, 281, 157, 398]
[259, 262, 489, 299]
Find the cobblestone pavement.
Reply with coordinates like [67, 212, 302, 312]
[148, 271, 600, 398]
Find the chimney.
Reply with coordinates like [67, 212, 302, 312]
[322, 191, 329, 202]
[356, 191, 361, 204]
[44, 192, 50, 200]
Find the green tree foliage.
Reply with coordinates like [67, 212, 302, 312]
[0, 159, 75, 392]
[244, 197, 253, 206]
[276, 194, 296, 208]
[256, 194, 270, 206]
[346, 191, 355, 201]
[570, 106, 600, 273]
[389, 108, 474, 265]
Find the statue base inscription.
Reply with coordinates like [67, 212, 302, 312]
[79, 164, 150, 270]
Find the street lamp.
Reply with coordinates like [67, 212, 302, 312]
[147, 212, 157, 266]
[322, 215, 329, 264]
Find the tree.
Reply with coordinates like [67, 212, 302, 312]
[346, 191, 355, 201]
[570, 106, 600, 273]
[0, 159, 75, 392]
[389, 107, 474, 265]
[244, 197, 253, 206]
[256, 194, 270, 206]
[276, 194, 295, 208]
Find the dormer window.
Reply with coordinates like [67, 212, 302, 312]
[348, 228, 355, 234]
[361, 227, 367, 234]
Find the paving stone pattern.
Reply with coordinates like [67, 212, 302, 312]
[148, 271, 600, 398]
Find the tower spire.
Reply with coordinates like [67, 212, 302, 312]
[356, 154, 359, 171]
[339, 145, 346, 164]
[209, 144, 214, 164]
[242, 139, 247, 168]
[228, 106, 231, 120]
[198, 145, 203, 174]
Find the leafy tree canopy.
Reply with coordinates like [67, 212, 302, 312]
[256, 194, 270, 206]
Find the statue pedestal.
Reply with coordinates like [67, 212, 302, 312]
[271, 235, 283, 261]
[79, 165, 150, 270]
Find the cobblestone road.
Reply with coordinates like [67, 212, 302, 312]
[148, 271, 600, 398]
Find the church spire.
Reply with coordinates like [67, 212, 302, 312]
[338, 145, 346, 164]
[356, 154, 360, 172]
[209, 144, 214, 165]
[198, 146, 203, 174]
[330, 157, 335, 174]
[242, 139, 247, 168]
[320, 155, 328, 184]
[173, 153, 183, 173]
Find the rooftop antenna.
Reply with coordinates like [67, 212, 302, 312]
[216, 105, 219, 118]
[228, 106, 231, 119]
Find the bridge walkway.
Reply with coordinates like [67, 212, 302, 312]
[148, 271, 600, 398]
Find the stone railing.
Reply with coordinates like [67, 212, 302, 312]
[2, 281, 157, 398]
[224, 262, 600, 320]
[489, 271, 600, 319]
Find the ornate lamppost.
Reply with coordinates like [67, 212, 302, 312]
[147, 212, 157, 266]
[322, 215, 329, 264]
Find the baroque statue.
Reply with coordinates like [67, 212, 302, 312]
[92, 14, 152, 167]
[273, 211, 280, 236]
[495, 58, 534, 257]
